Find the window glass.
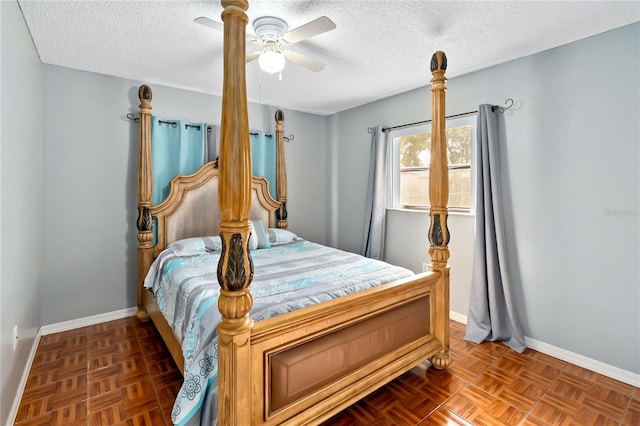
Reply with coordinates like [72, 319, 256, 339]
[391, 114, 475, 212]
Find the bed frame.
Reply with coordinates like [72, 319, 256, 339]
[135, 1, 451, 424]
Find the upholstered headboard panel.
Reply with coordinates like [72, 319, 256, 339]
[150, 162, 280, 255]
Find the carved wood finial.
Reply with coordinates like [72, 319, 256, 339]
[138, 84, 152, 103]
[430, 51, 447, 73]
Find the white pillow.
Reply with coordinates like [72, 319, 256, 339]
[249, 222, 258, 250]
[251, 219, 271, 249]
[168, 236, 222, 255]
[266, 228, 298, 245]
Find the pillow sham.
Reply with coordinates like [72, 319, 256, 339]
[267, 228, 298, 245]
[168, 235, 222, 255]
[251, 219, 270, 249]
[249, 222, 259, 250]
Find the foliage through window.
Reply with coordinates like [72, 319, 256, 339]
[390, 114, 475, 212]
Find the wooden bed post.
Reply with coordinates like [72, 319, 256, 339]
[428, 51, 452, 369]
[136, 84, 153, 321]
[217, 1, 253, 425]
[275, 109, 288, 228]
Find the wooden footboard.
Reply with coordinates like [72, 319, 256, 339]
[251, 272, 443, 425]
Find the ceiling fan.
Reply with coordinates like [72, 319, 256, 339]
[194, 15, 336, 74]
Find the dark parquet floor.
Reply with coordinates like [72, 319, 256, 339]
[14, 317, 639, 425]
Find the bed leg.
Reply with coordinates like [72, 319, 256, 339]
[136, 246, 152, 322]
[428, 265, 451, 370]
[430, 351, 452, 369]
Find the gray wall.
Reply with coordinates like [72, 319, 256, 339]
[0, 1, 44, 423]
[329, 23, 640, 375]
[40, 66, 327, 324]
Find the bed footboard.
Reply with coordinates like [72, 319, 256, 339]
[250, 272, 444, 425]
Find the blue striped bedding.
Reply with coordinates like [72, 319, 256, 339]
[144, 236, 414, 426]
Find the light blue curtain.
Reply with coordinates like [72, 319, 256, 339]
[361, 126, 391, 260]
[464, 105, 526, 353]
[250, 130, 277, 200]
[151, 116, 207, 205]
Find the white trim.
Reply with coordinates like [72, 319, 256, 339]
[524, 336, 640, 388]
[7, 333, 41, 425]
[449, 310, 640, 387]
[39, 307, 137, 335]
[450, 310, 468, 324]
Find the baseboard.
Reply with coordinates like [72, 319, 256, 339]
[449, 310, 639, 388]
[524, 336, 640, 387]
[449, 310, 468, 324]
[7, 333, 41, 425]
[39, 306, 137, 335]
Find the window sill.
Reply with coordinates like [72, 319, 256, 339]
[386, 207, 474, 217]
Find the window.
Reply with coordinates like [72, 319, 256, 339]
[390, 114, 476, 212]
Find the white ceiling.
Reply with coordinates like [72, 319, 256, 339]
[18, 1, 640, 116]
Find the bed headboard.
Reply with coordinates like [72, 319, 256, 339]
[149, 162, 281, 255]
[135, 81, 289, 316]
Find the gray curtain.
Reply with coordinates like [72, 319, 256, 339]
[205, 124, 219, 163]
[361, 126, 391, 260]
[464, 105, 526, 353]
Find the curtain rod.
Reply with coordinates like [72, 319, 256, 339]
[124, 113, 295, 142]
[367, 99, 514, 134]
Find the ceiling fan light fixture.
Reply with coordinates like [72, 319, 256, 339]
[259, 50, 286, 74]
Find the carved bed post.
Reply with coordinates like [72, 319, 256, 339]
[217, 1, 253, 425]
[136, 84, 153, 321]
[427, 51, 452, 369]
[275, 109, 288, 228]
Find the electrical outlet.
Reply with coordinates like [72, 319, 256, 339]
[13, 325, 18, 351]
[422, 262, 430, 272]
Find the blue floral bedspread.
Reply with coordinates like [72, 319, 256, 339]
[144, 238, 413, 426]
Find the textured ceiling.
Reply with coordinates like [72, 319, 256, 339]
[18, 1, 640, 115]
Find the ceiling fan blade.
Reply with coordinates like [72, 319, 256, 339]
[194, 16, 223, 32]
[246, 51, 261, 63]
[283, 50, 325, 72]
[195, 16, 257, 43]
[282, 16, 336, 45]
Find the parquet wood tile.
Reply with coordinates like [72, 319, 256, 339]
[442, 385, 526, 426]
[623, 389, 640, 425]
[15, 317, 639, 425]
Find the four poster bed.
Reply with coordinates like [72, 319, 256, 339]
[135, 1, 451, 425]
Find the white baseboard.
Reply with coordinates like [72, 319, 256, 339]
[450, 310, 468, 324]
[8, 333, 41, 426]
[39, 307, 137, 335]
[8, 307, 138, 424]
[524, 336, 640, 387]
[449, 310, 639, 387]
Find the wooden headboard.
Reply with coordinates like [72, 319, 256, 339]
[149, 162, 281, 256]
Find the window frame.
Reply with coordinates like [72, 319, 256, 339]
[389, 113, 477, 214]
